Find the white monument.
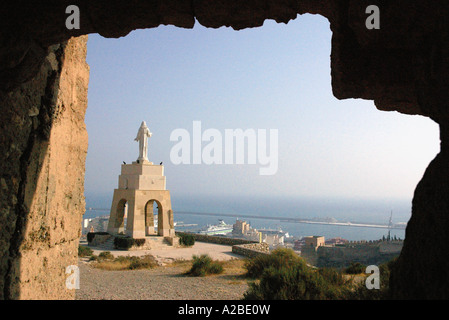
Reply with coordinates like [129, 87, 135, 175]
[107, 121, 175, 239]
[135, 121, 152, 163]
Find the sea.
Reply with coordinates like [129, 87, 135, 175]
[84, 195, 410, 241]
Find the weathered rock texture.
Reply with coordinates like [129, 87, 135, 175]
[0, 36, 89, 299]
[232, 243, 270, 259]
[1, 0, 449, 299]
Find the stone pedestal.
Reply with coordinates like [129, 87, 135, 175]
[107, 162, 174, 238]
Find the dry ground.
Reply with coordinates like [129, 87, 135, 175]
[76, 258, 249, 300]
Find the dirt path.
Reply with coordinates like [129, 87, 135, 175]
[76, 259, 249, 300]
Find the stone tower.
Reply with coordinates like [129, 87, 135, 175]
[107, 122, 174, 239]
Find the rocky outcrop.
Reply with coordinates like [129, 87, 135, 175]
[390, 126, 449, 299]
[3, 1, 449, 120]
[0, 36, 89, 299]
[1, 1, 449, 299]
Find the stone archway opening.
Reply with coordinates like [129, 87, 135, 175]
[144, 199, 162, 236]
[81, 11, 448, 298]
[1, 1, 449, 300]
[114, 198, 129, 234]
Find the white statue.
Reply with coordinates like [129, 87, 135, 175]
[134, 121, 152, 162]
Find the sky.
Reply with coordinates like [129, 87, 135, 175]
[84, 14, 440, 218]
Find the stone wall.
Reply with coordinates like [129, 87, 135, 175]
[87, 234, 111, 247]
[176, 232, 258, 246]
[301, 241, 403, 268]
[232, 243, 270, 259]
[300, 246, 320, 267]
[126, 236, 180, 250]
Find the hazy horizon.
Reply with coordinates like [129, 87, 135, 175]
[85, 192, 412, 225]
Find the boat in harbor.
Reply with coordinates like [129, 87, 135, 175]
[198, 219, 233, 235]
[174, 221, 198, 228]
[258, 226, 290, 238]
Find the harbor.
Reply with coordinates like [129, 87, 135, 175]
[83, 207, 406, 243]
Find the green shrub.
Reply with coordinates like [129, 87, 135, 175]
[98, 251, 114, 260]
[89, 254, 99, 261]
[87, 233, 95, 243]
[93, 255, 157, 270]
[78, 245, 93, 257]
[244, 248, 305, 278]
[344, 262, 367, 275]
[114, 236, 134, 249]
[113, 236, 146, 249]
[318, 267, 348, 287]
[243, 248, 353, 300]
[207, 261, 224, 275]
[187, 254, 223, 276]
[348, 258, 396, 300]
[133, 238, 146, 247]
[244, 264, 352, 300]
[245, 265, 319, 300]
[87, 232, 109, 243]
[128, 255, 157, 270]
[179, 234, 195, 247]
[112, 256, 130, 264]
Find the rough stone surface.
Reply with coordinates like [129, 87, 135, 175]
[1, 1, 449, 299]
[232, 243, 270, 258]
[315, 241, 402, 268]
[3, 1, 449, 120]
[176, 232, 258, 246]
[0, 36, 89, 299]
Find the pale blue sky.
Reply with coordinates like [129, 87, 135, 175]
[84, 14, 439, 214]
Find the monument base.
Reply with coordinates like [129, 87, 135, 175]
[116, 235, 180, 250]
[106, 188, 174, 238]
[133, 160, 153, 165]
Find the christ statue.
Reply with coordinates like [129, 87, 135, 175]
[134, 121, 152, 162]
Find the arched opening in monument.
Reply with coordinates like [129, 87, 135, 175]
[115, 199, 129, 234]
[144, 199, 162, 236]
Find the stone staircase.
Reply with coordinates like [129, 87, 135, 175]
[143, 236, 173, 250]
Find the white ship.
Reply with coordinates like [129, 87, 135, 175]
[174, 221, 198, 228]
[258, 227, 290, 238]
[198, 219, 233, 235]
